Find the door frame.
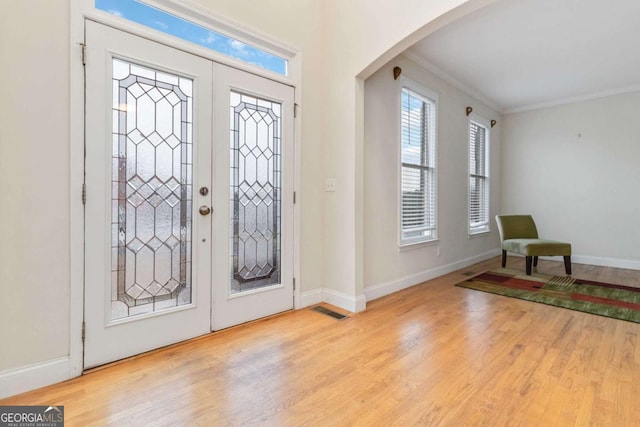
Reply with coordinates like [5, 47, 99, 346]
[69, 0, 302, 376]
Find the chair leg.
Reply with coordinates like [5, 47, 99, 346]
[564, 256, 572, 275]
[533, 256, 538, 267]
[525, 256, 532, 275]
[501, 250, 507, 268]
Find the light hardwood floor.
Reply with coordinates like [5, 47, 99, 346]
[3, 256, 640, 426]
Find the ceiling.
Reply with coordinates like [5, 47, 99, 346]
[407, 0, 640, 114]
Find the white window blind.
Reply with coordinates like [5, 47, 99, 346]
[469, 120, 489, 234]
[400, 87, 437, 244]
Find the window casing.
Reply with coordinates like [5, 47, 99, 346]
[400, 85, 437, 245]
[469, 118, 490, 235]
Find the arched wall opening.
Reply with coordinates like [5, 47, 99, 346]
[330, 0, 501, 309]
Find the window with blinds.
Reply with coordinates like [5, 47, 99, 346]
[400, 87, 437, 245]
[469, 120, 490, 234]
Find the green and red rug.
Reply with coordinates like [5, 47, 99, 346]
[457, 268, 640, 323]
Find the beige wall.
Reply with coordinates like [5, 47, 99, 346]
[363, 55, 501, 296]
[0, 0, 70, 372]
[501, 92, 640, 268]
[0, 0, 489, 396]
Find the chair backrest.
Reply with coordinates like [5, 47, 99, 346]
[495, 215, 539, 241]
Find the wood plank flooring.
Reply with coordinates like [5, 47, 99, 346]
[3, 256, 640, 426]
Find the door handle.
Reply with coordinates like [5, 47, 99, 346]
[199, 206, 211, 216]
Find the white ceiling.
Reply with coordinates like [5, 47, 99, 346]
[408, 0, 640, 114]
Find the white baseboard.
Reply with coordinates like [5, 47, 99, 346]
[298, 288, 323, 308]
[298, 287, 366, 313]
[513, 254, 640, 271]
[364, 249, 501, 302]
[572, 255, 640, 271]
[323, 289, 367, 313]
[0, 357, 71, 399]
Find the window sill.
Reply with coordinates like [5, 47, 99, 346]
[468, 230, 491, 239]
[398, 238, 439, 252]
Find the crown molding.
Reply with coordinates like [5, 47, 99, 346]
[402, 50, 504, 114]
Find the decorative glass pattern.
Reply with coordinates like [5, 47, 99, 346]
[230, 91, 282, 294]
[111, 58, 193, 320]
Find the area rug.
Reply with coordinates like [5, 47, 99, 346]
[457, 268, 640, 323]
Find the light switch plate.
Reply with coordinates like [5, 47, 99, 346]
[325, 178, 336, 192]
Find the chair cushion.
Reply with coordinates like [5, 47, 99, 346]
[503, 238, 571, 256]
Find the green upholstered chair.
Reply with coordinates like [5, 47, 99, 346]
[495, 215, 571, 276]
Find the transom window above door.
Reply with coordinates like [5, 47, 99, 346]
[95, 0, 288, 76]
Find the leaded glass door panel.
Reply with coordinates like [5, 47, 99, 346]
[211, 65, 294, 330]
[84, 21, 212, 368]
[230, 91, 281, 293]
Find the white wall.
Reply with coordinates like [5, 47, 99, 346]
[502, 92, 640, 269]
[363, 55, 501, 299]
[0, 0, 71, 374]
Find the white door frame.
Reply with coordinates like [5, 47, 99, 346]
[69, 0, 302, 376]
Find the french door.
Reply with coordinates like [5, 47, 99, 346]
[84, 21, 294, 368]
[211, 66, 295, 330]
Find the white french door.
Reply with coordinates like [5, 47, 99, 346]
[84, 21, 294, 368]
[211, 65, 294, 330]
